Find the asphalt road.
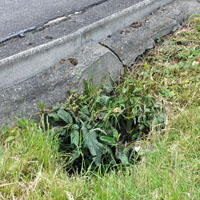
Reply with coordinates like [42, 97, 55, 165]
[0, 0, 141, 59]
[0, 0, 107, 41]
[0, 0, 141, 41]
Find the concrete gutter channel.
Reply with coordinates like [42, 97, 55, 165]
[0, 0, 199, 125]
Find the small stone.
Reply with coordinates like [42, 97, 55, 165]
[59, 59, 66, 64]
[27, 42, 33, 46]
[192, 61, 199, 66]
[45, 35, 53, 40]
[68, 57, 78, 66]
[125, 29, 130, 34]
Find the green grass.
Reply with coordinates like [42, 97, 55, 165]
[0, 16, 199, 199]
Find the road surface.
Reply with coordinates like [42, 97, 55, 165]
[0, 0, 141, 42]
[0, 0, 142, 59]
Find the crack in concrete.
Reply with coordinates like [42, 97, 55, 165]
[99, 42, 125, 66]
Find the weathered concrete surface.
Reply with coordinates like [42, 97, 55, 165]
[0, 0, 174, 91]
[101, 0, 200, 66]
[0, 43, 123, 125]
[0, 0, 199, 126]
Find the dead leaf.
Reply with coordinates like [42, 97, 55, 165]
[59, 59, 66, 64]
[113, 107, 120, 113]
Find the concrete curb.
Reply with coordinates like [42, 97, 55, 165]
[0, 43, 123, 126]
[0, 0, 199, 125]
[0, 0, 174, 90]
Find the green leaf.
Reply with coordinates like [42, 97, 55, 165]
[81, 106, 90, 115]
[144, 108, 151, 113]
[103, 146, 117, 165]
[84, 79, 90, 95]
[100, 136, 116, 145]
[132, 132, 141, 140]
[144, 62, 148, 70]
[96, 96, 110, 106]
[160, 87, 175, 98]
[69, 150, 81, 164]
[54, 127, 66, 136]
[78, 111, 90, 121]
[154, 115, 165, 125]
[117, 154, 129, 165]
[57, 110, 73, 124]
[82, 125, 103, 166]
[70, 130, 79, 147]
[38, 101, 46, 110]
[60, 129, 67, 136]
[48, 112, 60, 121]
[113, 128, 120, 140]
[73, 124, 79, 130]
[0, 146, 3, 159]
[52, 104, 62, 111]
[5, 136, 15, 143]
[116, 147, 129, 165]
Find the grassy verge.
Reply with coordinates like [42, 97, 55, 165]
[0, 16, 199, 199]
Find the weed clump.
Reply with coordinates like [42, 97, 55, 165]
[41, 74, 166, 172]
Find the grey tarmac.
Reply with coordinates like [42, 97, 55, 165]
[0, 0, 141, 59]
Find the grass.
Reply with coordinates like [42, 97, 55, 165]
[0, 16, 199, 199]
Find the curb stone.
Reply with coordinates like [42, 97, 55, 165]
[0, 0, 199, 125]
[0, 0, 174, 91]
[101, 0, 200, 66]
[0, 43, 123, 125]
